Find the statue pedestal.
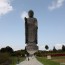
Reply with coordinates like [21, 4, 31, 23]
[26, 43, 38, 55]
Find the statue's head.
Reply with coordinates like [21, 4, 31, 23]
[28, 10, 34, 18]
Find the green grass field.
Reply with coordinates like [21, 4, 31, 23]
[52, 56, 65, 64]
[37, 57, 60, 65]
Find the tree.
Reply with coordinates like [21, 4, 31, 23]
[0, 53, 10, 64]
[45, 45, 49, 50]
[62, 45, 65, 51]
[53, 46, 57, 52]
[0, 46, 13, 53]
[0, 48, 5, 52]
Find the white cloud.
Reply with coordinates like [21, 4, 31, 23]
[39, 45, 45, 50]
[21, 11, 28, 21]
[55, 43, 65, 49]
[0, 0, 13, 16]
[48, 0, 65, 11]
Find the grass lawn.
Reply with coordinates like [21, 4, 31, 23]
[10, 57, 25, 65]
[37, 57, 60, 65]
[52, 56, 65, 63]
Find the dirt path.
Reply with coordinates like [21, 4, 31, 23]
[16, 56, 43, 65]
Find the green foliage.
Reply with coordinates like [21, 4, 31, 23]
[0, 46, 13, 53]
[0, 46, 26, 65]
[53, 46, 57, 52]
[10, 57, 25, 65]
[45, 45, 49, 50]
[0, 53, 10, 64]
[52, 56, 65, 59]
[9, 57, 18, 65]
[62, 45, 65, 51]
[35, 51, 43, 57]
[13, 50, 25, 57]
[0, 52, 25, 65]
[37, 57, 60, 65]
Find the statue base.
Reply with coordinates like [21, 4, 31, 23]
[26, 43, 38, 55]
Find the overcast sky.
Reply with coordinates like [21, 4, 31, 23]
[0, 0, 65, 51]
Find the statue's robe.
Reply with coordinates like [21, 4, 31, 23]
[25, 18, 38, 44]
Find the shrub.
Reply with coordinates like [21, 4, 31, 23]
[0, 53, 10, 64]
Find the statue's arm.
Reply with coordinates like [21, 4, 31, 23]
[35, 18, 38, 29]
[25, 17, 27, 29]
[24, 17, 27, 32]
[25, 17, 27, 22]
[25, 17, 28, 43]
[35, 18, 38, 44]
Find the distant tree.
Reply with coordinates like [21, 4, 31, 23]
[0, 48, 5, 52]
[0, 46, 13, 53]
[6, 46, 13, 53]
[45, 45, 49, 50]
[0, 53, 10, 64]
[53, 46, 57, 51]
[15, 51, 21, 56]
[13, 50, 25, 57]
[62, 45, 65, 51]
[35, 51, 42, 57]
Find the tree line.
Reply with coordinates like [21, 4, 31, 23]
[0, 46, 26, 65]
[45, 45, 65, 51]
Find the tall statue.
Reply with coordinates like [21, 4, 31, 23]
[25, 10, 38, 55]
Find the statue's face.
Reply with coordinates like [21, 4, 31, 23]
[28, 10, 34, 18]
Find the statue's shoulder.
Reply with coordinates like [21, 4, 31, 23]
[27, 18, 37, 22]
[27, 17, 37, 19]
[34, 18, 37, 21]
